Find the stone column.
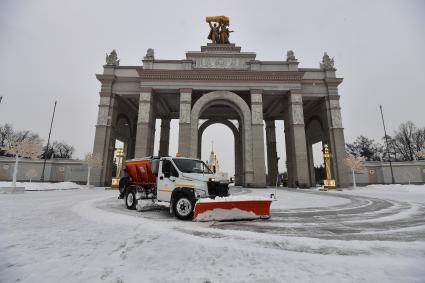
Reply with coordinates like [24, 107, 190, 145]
[159, 118, 171, 156]
[236, 122, 244, 186]
[266, 120, 278, 186]
[135, 87, 156, 157]
[322, 95, 349, 187]
[306, 142, 316, 186]
[234, 128, 242, 185]
[126, 137, 136, 159]
[178, 89, 192, 157]
[92, 72, 117, 186]
[250, 90, 267, 187]
[284, 91, 311, 188]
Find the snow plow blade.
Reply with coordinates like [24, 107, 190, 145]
[193, 198, 272, 222]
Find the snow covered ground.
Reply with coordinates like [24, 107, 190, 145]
[0, 184, 424, 282]
[0, 181, 83, 191]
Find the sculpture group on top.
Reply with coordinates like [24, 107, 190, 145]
[105, 49, 120, 66]
[320, 52, 336, 70]
[206, 16, 234, 44]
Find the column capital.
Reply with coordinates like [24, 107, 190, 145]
[140, 87, 153, 93]
[289, 89, 303, 95]
[180, 91, 192, 105]
[99, 91, 113, 97]
[96, 74, 116, 84]
[250, 89, 263, 94]
[325, 94, 340, 101]
[179, 88, 192, 94]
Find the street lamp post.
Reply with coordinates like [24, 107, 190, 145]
[40, 101, 58, 182]
[379, 105, 395, 184]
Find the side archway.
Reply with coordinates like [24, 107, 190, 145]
[305, 116, 325, 186]
[115, 113, 134, 159]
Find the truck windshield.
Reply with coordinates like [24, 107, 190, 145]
[172, 159, 213, 174]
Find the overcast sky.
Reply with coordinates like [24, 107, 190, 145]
[1, 0, 424, 176]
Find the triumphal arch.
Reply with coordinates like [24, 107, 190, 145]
[92, 18, 348, 188]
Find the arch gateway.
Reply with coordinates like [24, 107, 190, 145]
[92, 43, 348, 188]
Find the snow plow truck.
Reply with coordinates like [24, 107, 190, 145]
[118, 156, 272, 221]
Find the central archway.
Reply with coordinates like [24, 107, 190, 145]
[190, 91, 254, 186]
[198, 118, 243, 185]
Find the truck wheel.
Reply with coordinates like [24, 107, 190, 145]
[173, 195, 194, 220]
[118, 177, 129, 199]
[125, 190, 137, 210]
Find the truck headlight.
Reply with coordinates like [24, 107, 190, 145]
[209, 178, 215, 182]
[196, 189, 207, 198]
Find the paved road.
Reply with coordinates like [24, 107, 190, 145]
[214, 189, 425, 242]
[105, 187, 425, 242]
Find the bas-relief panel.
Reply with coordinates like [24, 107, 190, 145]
[291, 105, 304, 125]
[329, 99, 340, 109]
[194, 57, 249, 69]
[97, 107, 110, 126]
[179, 104, 191, 123]
[331, 109, 343, 128]
[137, 103, 152, 124]
[251, 106, 263, 124]
[96, 97, 112, 126]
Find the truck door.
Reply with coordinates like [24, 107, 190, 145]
[157, 159, 177, 202]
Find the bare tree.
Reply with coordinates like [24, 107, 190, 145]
[344, 154, 366, 188]
[41, 141, 74, 159]
[12, 130, 41, 144]
[391, 122, 425, 161]
[393, 121, 416, 161]
[7, 141, 43, 187]
[0, 124, 42, 156]
[0, 124, 13, 148]
[53, 141, 74, 159]
[413, 129, 425, 159]
[84, 153, 102, 188]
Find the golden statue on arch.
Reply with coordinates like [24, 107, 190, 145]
[206, 16, 234, 44]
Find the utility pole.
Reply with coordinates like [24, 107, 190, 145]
[379, 105, 395, 184]
[40, 101, 57, 182]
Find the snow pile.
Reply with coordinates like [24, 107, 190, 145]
[0, 181, 82, 191]
[198, 195, 271, 203]
[194, 208, 260, 221]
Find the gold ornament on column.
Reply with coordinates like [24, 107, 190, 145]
[323, 144, 336, 189]
[111, 147, 125, 188]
